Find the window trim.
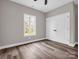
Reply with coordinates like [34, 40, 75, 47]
[24, 14, 36, 36]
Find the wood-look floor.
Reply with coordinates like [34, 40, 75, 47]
[0, 40, 78, 59]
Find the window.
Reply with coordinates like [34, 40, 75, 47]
[24, 14, 36, 36]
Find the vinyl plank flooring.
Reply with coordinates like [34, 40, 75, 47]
[0, 40, 78, 59]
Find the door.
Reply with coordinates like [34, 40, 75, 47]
[56, 12, 70, 44]
[46, 16, 57, 40]
[46, 12, 70, 45]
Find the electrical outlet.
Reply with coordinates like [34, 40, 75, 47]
[28, 37, 31, 40]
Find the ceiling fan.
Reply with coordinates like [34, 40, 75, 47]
[34, 0, 48, 5]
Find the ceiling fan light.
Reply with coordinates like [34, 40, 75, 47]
[45, 0, 47, 5]
[34, 0, 37, 1]
[34, 0, 48, 5]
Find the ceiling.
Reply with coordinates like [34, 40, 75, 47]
[10, 0, 77, 12]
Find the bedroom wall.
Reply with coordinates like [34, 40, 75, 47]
[74, 5, 78, 42]
[46, 2, 77, 43]
[0, 0, 46, 46]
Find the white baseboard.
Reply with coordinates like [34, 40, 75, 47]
[0, 38, 47, 50]
[68, 43, 76, 47]
[0, 38, 77, 50]
[69, 42, 78, 47]
[47, 39, 76, 47]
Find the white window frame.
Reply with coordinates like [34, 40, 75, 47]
[24, 14, 36, 36]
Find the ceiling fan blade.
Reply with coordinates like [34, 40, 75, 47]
[45, 0, 47, 5]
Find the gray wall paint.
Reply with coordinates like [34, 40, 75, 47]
[0, 0, 46, 46]
[46, 2, 77, 43]
[74, 5, 78, 42]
